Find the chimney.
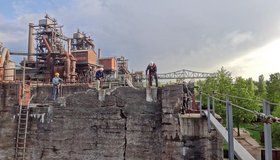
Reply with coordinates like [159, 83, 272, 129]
[27, 23, 35, 61]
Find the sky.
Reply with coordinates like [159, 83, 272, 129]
[1, 0, 280, 80]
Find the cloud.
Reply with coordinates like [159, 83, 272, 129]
[0, 32, 25, 43]
[226, 38, 280, 80]
[1, 0, 280, 78]
[226, 31, 253, 46]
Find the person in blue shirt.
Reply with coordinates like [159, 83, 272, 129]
[52, 72, 63, 100]
[95, 68, 104, 90]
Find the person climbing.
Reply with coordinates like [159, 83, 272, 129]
[52, 72, 63, 100]
[95, 67, 104, 90]
[146, 61, 158, 87]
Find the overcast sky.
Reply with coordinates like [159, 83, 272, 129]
[1, 0, 280, 80]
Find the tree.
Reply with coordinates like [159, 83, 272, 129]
[231, 77, 260, 136]
[256, 75, 267, 100]
[198, 68, 261, 136]
[272, 107, 280, 147]
[266, 73, 280, 147]
[267, 73, 280, 105]
[198, 67, 232, 117]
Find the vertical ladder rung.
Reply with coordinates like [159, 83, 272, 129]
[15, 105, 29, 159]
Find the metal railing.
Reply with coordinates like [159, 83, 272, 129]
[199, 91, 279, 160]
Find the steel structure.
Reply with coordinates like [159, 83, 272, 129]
[16, 14, 100, 83]
[71, 29, 97, 83]
[26, 14, 77, 82]
[71, 29, 95, 51]
[155, 69, 215, 79]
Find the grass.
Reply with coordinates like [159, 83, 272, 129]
[222, 123, 263, 159]
[240, 123, 263, 145]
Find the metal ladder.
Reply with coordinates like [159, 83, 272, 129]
[15, 105, 29, 160]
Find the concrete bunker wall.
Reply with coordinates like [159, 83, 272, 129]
[0, 83, 223, 160]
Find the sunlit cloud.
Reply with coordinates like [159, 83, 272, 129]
[226, 38, 280, 80]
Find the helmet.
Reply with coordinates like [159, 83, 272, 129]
[100, 68, 104, 71]
[55, 72, 59, 76]
[150, 61, 154, 65]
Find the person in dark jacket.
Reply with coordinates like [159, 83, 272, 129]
[95, 68, 104, 90]
[146, 61, 158, 87]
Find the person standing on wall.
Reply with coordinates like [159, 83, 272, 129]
[95, 67, 105, 90]
[146, 61, 158, 87]
[52, 72, 63, 100]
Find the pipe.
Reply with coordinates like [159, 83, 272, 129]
[43, 35, 53, 70]
[0, 48, 10, 67]
[69, 54, 76, 80]
[67, 39, 71, 57]
[64, 58, 71, 82]
[65, 39, 78, 82]
[0, 48, 10, 81]
[42, 35, 52, 53]
[27, 23, 35, 61]
[71, 59, 76, 82]
[84, 38, 95, 49]
[98, 48, 101, 64]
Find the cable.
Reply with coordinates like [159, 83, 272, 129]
[214, 92, 262, 103]
[231, 103, 259, 116]
[211, 96, 227, 103]
[210, 91, 280, 107]
[207, 92, 280, 124]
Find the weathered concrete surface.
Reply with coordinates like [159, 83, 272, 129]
[0, 84, 224, 160]
[26, 87, 161, 160]
[31, 83, 91, 103]
[0, 82, 19, 160]
[180, 114, 223, 160]
[160, 85, 185, 160]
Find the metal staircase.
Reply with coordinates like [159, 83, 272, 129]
[15, 105, 29, 160]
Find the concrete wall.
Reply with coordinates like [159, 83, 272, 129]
[0, 82, 20, 159]
[31, 84, 91, 103]
[0, 83, 223, 160]
[160, 85, 184, 159]
[25, 87, 162, 160]
[179, 114, 223, 160]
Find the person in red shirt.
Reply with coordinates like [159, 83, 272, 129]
[146, 61, 158, 87]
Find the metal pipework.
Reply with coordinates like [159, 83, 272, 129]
[27, 23, 35, 61]
[98, 48, 101, 64]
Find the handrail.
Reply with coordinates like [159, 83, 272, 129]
[204, 111, 255, 160]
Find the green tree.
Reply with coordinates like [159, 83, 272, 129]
[267, 73, 280, 104]
[198, 67, 232, 117]
[256, 75, 267, 100]
[267, 73, 280, 147]
[198, 68, 261, 136]
[231, 77, 260, 136]
[272, 107, 280, 147]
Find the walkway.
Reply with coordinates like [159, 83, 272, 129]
[233, 128, 262, 160]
